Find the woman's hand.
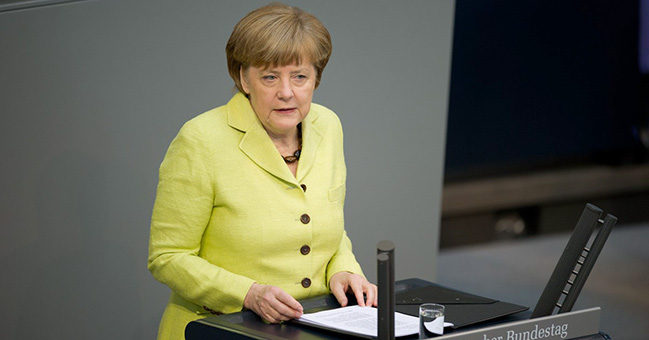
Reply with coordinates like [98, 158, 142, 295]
[243, 283, 303, 323]
[329, 272, 378, 308]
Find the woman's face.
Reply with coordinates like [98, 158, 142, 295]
[240, 62, 316, 138]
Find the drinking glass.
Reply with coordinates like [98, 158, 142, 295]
[419, 303, 445, 339]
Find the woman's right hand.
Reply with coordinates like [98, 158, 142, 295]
[243, 283, 304, 323]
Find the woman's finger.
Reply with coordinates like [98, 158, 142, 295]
[273, 288, 304, 317]
[364, 281, 378, 307]
[350, 277, 367, 307]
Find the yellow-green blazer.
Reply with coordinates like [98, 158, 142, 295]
[148, 92, 364, 340]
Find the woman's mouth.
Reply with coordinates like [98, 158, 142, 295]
[275, 108, 296, 114]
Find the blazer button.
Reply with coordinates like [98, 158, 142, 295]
[300, 184, 307, 192]
[300, 245, 311, 255]
[300, 214, 311, 224]
[301, 278, 311, 288]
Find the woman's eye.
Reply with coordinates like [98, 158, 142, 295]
[262, 75, 277, 81]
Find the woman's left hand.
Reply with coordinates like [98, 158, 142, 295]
[329, 272, 378, 308]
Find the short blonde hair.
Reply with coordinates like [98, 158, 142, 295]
[226, 2, 332, 92]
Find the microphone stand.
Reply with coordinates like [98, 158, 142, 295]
[377, 240, 395, 340]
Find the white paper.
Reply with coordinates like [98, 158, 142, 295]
[424, 315, 445, 335]
[297, 305, 453, 338]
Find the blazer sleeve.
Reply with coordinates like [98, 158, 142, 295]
[147, 121, 255, 314]
[324, 115, 366, 286]
[326, 229, 366, 288]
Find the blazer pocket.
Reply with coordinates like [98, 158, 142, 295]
[328, 184, 345, 202]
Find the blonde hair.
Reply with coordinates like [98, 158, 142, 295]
[226, 2, 332, 92]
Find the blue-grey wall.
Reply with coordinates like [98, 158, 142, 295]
[0, 1, 454, 339]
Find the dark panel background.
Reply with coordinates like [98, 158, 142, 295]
[445, 0, 643, 180]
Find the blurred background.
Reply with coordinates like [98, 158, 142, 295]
[440, 0, 649, 248]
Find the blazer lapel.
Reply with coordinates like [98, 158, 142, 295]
[227, 93, 300, 186]
[296, 110, 322, 182]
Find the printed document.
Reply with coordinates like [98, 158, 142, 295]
[296, 305, 420, 337]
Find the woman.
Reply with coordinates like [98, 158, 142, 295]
[148, 3, 377, 339]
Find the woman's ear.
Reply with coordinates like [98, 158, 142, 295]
[239, 66, 250, 95]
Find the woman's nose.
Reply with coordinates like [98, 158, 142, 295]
[277, 79, 294, 99]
